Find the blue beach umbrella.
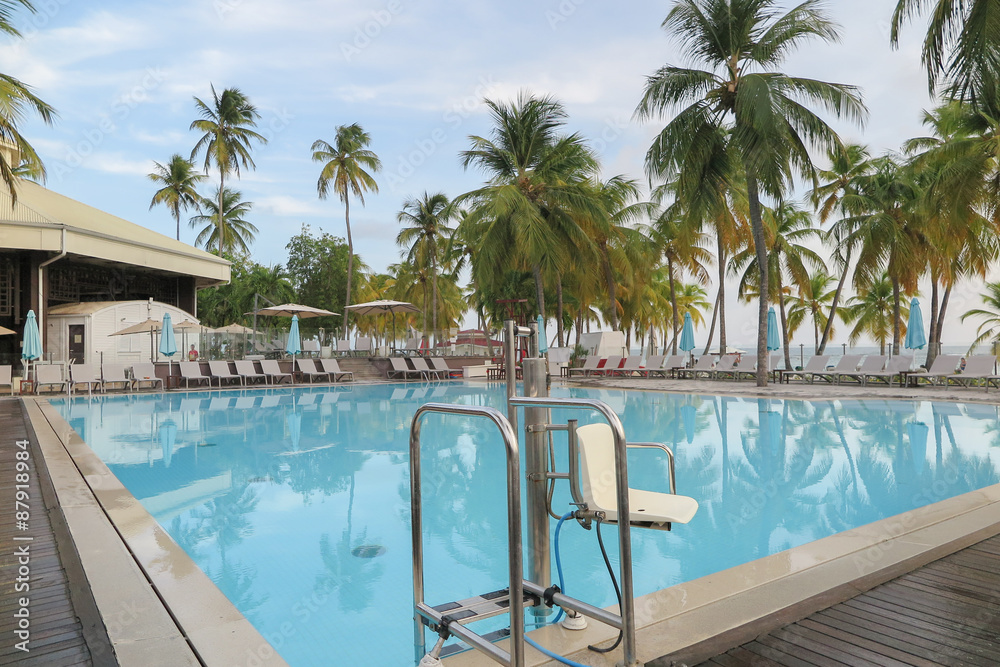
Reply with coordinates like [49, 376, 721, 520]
[679, 312, 696, 365]
[159, 313, 177, 360]
[766, 307, 781, 351]
[21, 310, 41, 361]
[536, 315, 548, 354]
[905, 297, 926, 350]
[286, 315, 302, 381]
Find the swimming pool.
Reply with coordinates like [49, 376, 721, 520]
[52, 385, 1000, 665]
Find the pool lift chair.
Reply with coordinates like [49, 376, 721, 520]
[410, 321, 699, 667]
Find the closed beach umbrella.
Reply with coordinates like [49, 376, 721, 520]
[286, 315, 301, 382]
[766, 307, 780, 351]
[905, 297, 926, 350]
[680, 312, 695, 351]
[21, 310, 41, 361]
[159, 313, 177, 360]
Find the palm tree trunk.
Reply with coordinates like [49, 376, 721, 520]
[175, 211, 181, 242]
[343, 197, 353, 336]
[702, 290, 719, 355]
[532, 263, 546, 324]
[717, 235, 728, 353]
[891, 276, 901, 356]
[746, 174, 769, 387]
[667, 257, 679, 355]
[936, 284, 951, 355]
[603, 249, 618, 330]
[575, 311, 583, 347]
[926, 276, 940, 368]
[556, 274, 565, 347]
[431, 251, 439, 348]
[817, 247, 850, 354]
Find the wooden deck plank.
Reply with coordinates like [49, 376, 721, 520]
[693, 534, 1000, 666]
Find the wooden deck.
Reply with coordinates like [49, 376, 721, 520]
[0, 400, 111, 666]
[695, 534, 1000, 667]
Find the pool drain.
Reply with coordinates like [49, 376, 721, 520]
[351, 544, 386, 559]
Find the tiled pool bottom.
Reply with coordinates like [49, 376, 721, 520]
[49, 385, 1000, 666]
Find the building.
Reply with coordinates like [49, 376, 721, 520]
[0, 178, 230, 364]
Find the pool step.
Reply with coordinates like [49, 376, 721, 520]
[427, 587, 540, 626]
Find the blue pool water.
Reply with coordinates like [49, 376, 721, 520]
[52, 384, 1000, 666]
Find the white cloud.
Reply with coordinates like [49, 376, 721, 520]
[255, 195, 326, 217]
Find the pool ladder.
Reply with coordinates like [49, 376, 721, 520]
[410, 397, 688, 667]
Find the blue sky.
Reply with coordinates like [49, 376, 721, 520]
[3, 0, 982, 346]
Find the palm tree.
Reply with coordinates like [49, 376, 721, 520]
[458, 92, 601, 324]
[843, 273, 907, 355]
[190, 85, 267, 224]
[890, 0, 1000, 102]
[785, 269, 839, 353]
[312, 123, 382, 334]
[960, 282, 1000, 351]
[396, 192, 454, 342]
[636, 0, 866, 385]
[148, 154, 206, 240]
[189, 187, 258, 255]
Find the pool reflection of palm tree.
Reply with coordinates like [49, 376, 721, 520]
[192, 485, 260, 566]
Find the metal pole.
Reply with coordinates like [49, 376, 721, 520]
[504, 320, 517, 430]
[799, 343, 803, 368]
[522, 355, 550, 603]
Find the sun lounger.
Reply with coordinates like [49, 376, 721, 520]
[355, 337, 374, 357]
[208, 360, 243, 386]
[780, 355, 830, 383]
[591, 355, 624, 377]
[810, 355, 862, 383]
[179, 361, 212, 389]
[662, 354, 686, 377]
[0, 365, 12, 395]
[33, 364, 65, 394]
[727, 355, 756, 381]
[260, 359, 293, 385]
[296, 358, 331, 383]
[319, 358, 354, 382]
[69, 364, 102, 396]
[130, 363, 164, 391]
[710, 354, 740, 379]
[834, 355, 886, 385]
[568, 356, 603, 377]
[612, 355, 645, 377]
[944, 354, 1000, 389]
[234, 360, 267, 385]
[336, 339, 352, 356]
[410, 356, 447, 380]
[388, 356, 422, 380]
[428, 357, 454, 379]
[101, 364, 131, 392]
[906, 354, 960, 386]
[677, 355, 716, 379]
[861, 355, 911, 387]
[636, 354, 666, 378]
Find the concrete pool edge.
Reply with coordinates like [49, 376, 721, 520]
[449, 484, 1000, 666]
[27, 398, 288, 667]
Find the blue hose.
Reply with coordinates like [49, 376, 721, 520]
[520, 511, 590, 667]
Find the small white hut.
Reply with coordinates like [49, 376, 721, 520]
[46, 300, 200, 365]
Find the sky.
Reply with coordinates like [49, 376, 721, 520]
[0, 0, 987, 348]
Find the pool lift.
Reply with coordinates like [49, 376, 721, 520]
[410, 321, 699, 667]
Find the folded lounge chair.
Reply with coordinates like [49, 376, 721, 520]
[69, 364, 102, 396]
[297, 358, 331, 383]
[179, 362, 212, 389]
[810, 355, 863, 384]
[319, 358, 354, 382]
[906, 354, 960, 386]
[208, 360, 243, 386]
[780, 355, 830, 383]
[234, 360, 267, 385]
[101, 364, 131, 392]
[130, 363, 164, 391]
[862, 355, 912, 387]
[833, 355, 886, 385]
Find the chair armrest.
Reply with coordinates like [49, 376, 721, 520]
[626, 442, 677, 494]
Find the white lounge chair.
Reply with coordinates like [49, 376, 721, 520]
[677, 355, 716, 379]
[428, 357, 453, 379]
[100, 364, 131, 392]
[33, 364, 65, 394]
[636, 354, 666, 378]
[234, 360, 267, 385]
[944, 355, 1000, 389]
[567, 356, 602, 377]
[577, 422, 698, 529]
[179, 361, 211, 389]
[130, 363, 164, 391]
[208, 360, 243, 386]
[710, 354, 740, 379]
[336, 339, 352, 356]
[836, 355, 887, 385]
[388, 357, 422, 380]
[411, 356, 447, 380]
[69, 364, 102, 396]
[663, 354, 687, 377]
[354, 336, 373, 357]
[727, 355, 757, 381]
[297, 358, 331, 383]
[614, 355, 645, 377]
[810, 355, 862, 383]
[592, 355, 624, 377]
[780, 355, 830, 383]
[907, 354, 960, 386]
[319, 358, 354, 382]
[862, 355, 912, 387]
[260, 359, 293, 385]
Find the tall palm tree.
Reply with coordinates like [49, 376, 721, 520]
[960, 282, 1000, 351]
[890, 0, 1000, 102]
[190, 85, 267, 224]
[844, 274, 909, 355]
[636, 0, 866, 385]
[785, 269, 839, 353]
[148, 154, 205, 240]
[189, 187, 258, 255]
[396, 192, 454, 341]
[458, 92, 601, 324]
[312, 123, 382, 334]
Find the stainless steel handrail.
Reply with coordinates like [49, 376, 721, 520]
[507, 396, 640, 667]
[410, 403, 524, 667]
